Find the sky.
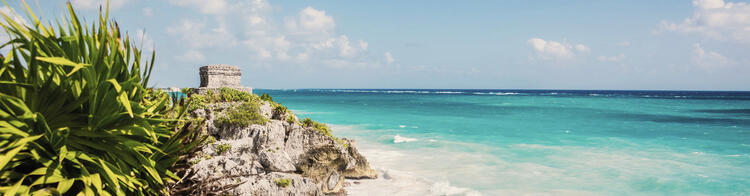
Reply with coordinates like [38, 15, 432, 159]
[2, 0, 750, 90]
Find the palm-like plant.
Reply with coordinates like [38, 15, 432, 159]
[0, 1, 200, 195]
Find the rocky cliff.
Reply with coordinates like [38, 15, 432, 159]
[171, 90, 377, 195]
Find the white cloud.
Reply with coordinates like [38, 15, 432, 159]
[692, 43, 732, 67]
[166, 18, 237, 61]
[243, 35, 291, 60]
[294, 7, 336, 33]
[239, 0, 273, 37]
[385, 52, 395, 64]
[176, 50, 206, 62]
[239, 3, 376, 68]
[283, 6, 340, 44]
[71, 0, 127, 10]
[166, 19, 236, 48]
[307, 35, 369, 58]
[142, 7, 153, 17]
[335, 36, 354, 57]
[598, 54, 626, 62]
[660, 0, 750, 43]
[166, 0, 228, 15]
[575, 44, 590, 53]
[527, 38, 589, 61]
[161, 0, 387, 69]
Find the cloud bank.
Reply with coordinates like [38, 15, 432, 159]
[165, 0, 386, 69]
[527, 38, 590, 61]
[660, 0, 750, 44]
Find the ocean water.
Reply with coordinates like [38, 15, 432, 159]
[254, 89, 750, 195]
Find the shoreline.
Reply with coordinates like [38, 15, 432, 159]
[330, 125, 484, 196]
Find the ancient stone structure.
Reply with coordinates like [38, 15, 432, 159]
[195, 64, 252, 94]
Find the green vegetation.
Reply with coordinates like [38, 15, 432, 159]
[185, 88, 257, 111]
[181, 88, 193, 95]
[301, 118, 334, 137]
[260, 93, 273, 102]
[301, 118, 347, 145]
[272, 104, 295, 122]
[274, 178, 292, 188]
[219, 87, 254, 102]
[187, 153, 215, 165]
[302, 118, 315, 127]
[204, 135, 217, 144]
[185, 93, 209, 111]
[0, 2, 203, 195]
[215, 101, 268, 127]
[286, 115, 296, 124]
[188, 158, 201, 165]
[215, 143, 232, 155]
[184, 87, 268, 128]
[273, 104, 288, 115]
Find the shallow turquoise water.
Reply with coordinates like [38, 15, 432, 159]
[256, 89, 750, 195]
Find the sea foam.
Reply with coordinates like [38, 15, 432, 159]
[393, 135, 418, 143]
[346, 168, 482, 196]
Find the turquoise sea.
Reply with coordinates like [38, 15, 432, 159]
[255, 89, 750, 195]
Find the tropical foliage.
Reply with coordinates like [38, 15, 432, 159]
[0, 2, 201, 195]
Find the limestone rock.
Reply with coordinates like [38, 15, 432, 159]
[259, 151, 296, 172]
[174, 100, 377, 195]
[229, 172, 323, 196]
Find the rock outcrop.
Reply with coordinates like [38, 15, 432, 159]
[174, 100, 377, 195]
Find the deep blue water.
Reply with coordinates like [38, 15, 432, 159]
[255, 89, 750, 195]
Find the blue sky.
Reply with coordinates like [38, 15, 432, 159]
[2, 0, 750, 90]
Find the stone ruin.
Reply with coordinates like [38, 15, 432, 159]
[195, 65, 252, 94]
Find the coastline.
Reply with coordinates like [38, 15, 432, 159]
[263, 89, 750, 195]
[331, 125, 484, 196]
[170, 89, 379, 195]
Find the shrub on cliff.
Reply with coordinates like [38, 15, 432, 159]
[185, 93, 209, 111]
[215, 100, 268, 127]
[260, 93, 274, 102]
[0, 2, 201, 195]
[185, 88, 268, 128]
[301, 118, 333, 138]
[185, 87, 259, 111]
[219, 87, 253, 102]
[215, 143, 232, 155]
[272, 104, 295, 122]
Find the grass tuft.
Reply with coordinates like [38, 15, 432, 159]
[274, 178, 292, 188]
[216, 143, 232, 155]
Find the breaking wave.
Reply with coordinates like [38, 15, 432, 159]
[393, 135, 418, 143]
